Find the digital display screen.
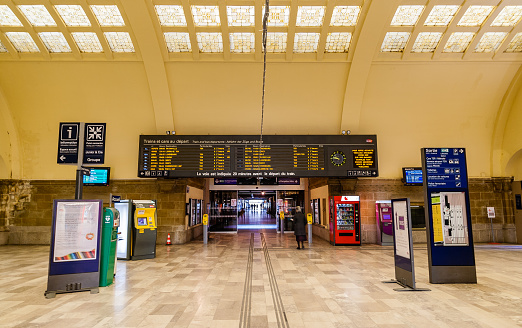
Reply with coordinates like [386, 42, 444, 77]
[403, 167, 423, 185]
[83, 167, 110, 186]
[138, 135, 378, 178]
[137, 218, 147, 226]
[382, 214, 391, 221]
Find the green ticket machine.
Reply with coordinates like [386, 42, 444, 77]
[100, 207, 120, 287]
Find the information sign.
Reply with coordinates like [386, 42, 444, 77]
[83, 123, 106, 164]
[57, 122, 80, 164]
[424, 148, 467, 188]
[138, 135, 378, 178]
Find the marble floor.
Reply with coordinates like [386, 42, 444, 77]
[0, 233, 521, 328]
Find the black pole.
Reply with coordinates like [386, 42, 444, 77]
[75, 169, 83, 200]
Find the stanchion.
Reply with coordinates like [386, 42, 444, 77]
[203, 214, 208, 245]
[307, 213, 313, 245]
[279, 211, 284, 234]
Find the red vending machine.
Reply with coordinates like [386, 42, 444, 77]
[329, 196, 361, 245]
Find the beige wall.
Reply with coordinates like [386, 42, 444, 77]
[310, 185, 329, 228]
[503, 74, 522, 180]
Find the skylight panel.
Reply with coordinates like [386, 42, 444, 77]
[0, 5, 23, 26]
[390, 5, 424, 26]
[227, 6, 254, 27]
[55, 5, 90, 27]
[505, 33, 522, 53]
[18, 5, 56, 26]
[5, 32, 39, 52]
[155, 5, 186, 27]
[411, 32, 442, 53]
[196, 32, 223, 53]
[296, 6, 325, 27]
[191, 6, 220, 27]
[294, 33, 320, 53]
[325, 33, 351, 53]
[457, 6, 494, 26]
[264, 6, 290, 27]
[381, 32, 410, 52]
[230, 33, 255, 53]
[443, 32, 474, 52]
[38, 32, 71, 53]
[164, 32, 191, 52]
[474, 32, 507, 53]
[330, 6, 360, 26]
[266, 32, 287, 52]
[0, 40, 7, 52]
[71, 32, 103, 53]
[104, 32, 134, 52]
[91, 5, 125, 27]
[424, 5, 460, 26]
[491, 6, 522, 27]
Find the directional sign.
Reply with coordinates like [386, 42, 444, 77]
[83, 123, 106, 165]
[57, 122, 80, 164]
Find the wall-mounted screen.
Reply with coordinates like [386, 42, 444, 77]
[83, 167, 110, 186]
[402, 167, 423, 186]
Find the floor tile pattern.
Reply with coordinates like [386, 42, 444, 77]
[0, 234, 521, 327]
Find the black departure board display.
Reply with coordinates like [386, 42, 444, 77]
[138, 135, 378, 178]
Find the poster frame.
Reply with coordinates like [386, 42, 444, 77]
[391, 198, 416, 289]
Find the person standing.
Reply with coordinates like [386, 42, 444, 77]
[293, 206, 307, 249]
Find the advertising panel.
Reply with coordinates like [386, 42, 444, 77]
[393, 200, 410, 260]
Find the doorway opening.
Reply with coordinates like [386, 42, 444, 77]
[237, 191, 277, 231]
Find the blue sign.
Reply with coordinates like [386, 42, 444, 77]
[424, 148, 467, 189]
[83, 123, 106, 165]
[57, 122, 80, 164]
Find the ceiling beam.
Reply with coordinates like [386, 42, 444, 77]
[118, 0, 175, 133]
[340, 0, 400, 133]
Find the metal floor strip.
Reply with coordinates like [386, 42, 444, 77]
[239, 233, 254, 328]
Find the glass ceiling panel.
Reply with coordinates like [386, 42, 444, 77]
[296, 6, 325, 27]
[39, 32, 71, 53]
[5, 32, 39, 52]
[227, 6, 254, 27]
[104, 32, 134, 52]
[424, 5, 460, 26]
[293, 33, 320, 53]
[391, 5, 424, 26]
[330, 6, 360, 26]
[192, 6, 220, 27]
[164, 32, 191, 52]
[18, 5, 56, 26]
[230, 33, 255, 53]
[505, 33, 522, 53]
[155, 5, 186, 27]
[0, 40, 7, 52]
[491, 6, 522, 27]
[0, 5, 23, 26]
[443, 32, 475, 52]
[71, 32, 103, 53]
[381, 32, 410, 52]
[325, 32, 351, 53]
[55, 5, 90, 27]
[474, 32, 507, 53]
[266, 32, 287, 52]
[264, 6, 290, 27]
[91, 5, 125, 27]
[457, 6, 494, 26]
[196, 32, 223, 53]
[411, 32, 443, 53]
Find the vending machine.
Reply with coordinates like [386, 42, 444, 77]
[329, 196, 361, 245]
[131, 200, 157, 260]
[375, 200, 393, 246]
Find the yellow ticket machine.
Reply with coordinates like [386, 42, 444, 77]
[131, 200, 157, 260]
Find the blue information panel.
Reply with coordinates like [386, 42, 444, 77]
[422, 148, 475, 268]
[57, 122, 80, 164]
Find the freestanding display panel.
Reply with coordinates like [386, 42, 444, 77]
[376, 200, 393, 246]
[131, 200, 157, 261]
[45, 199, 103, 298]
[329, 196, 360, 245]
[115, 200, 132, 260]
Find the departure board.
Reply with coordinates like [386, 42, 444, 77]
[138, 135, 378, 178]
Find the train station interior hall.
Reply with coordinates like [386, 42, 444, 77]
[1, 0, 522, 327]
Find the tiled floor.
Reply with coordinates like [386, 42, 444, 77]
[0, 233, 521, 328]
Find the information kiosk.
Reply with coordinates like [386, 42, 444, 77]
[376, 200, 393, 246]
[100, 207, 119, 287]
[131, 200, 157, 260]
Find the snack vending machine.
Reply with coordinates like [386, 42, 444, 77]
[329, 196, 361, 245]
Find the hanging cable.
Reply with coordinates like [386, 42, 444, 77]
[259, 0, 269, 171]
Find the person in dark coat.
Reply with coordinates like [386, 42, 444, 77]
[293, 206, 307, 249]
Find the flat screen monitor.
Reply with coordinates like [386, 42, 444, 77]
[402, 167, 423, 186]
[83, 167, 110, 186]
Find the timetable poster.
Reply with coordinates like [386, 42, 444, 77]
[53, 201, 100, 262]
[393, 200, 410, 259]
[431, 192, 468, 246]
